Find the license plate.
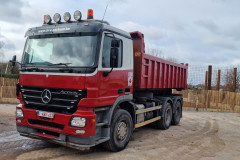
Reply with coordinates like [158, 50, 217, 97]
[37, 111, 54, 119]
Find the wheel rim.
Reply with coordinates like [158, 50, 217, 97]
[116, 121, 128, 141]
[165, 109, 171, 125]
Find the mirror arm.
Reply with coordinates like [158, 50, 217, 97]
[9, 60, 22, 65]
[103, 66, 114, 77]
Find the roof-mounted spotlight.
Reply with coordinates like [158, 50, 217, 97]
[63, 12, 71, 22]
[53, 13, 61, 23]
[44, 14, 52, 24]
[74, 10, 82, 21]
[87, 9, 94, 19]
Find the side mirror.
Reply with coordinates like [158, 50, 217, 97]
[110, 48, 118, 68]
[10, 55, 17, 67]
[111, 39, 120, 48]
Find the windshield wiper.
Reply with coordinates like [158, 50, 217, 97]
[48, 63, 75, 73]
[21, 67, 43, 72]
[47, 63, 72, 67]
[21, 63, 42, 72]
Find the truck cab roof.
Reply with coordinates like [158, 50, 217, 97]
[25, 21, 132, 39]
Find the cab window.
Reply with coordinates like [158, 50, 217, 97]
[102, 36, 122, 68]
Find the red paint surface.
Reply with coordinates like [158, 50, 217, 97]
[17, 105, 96, 136]
[36, 133, 57, 139]
[130, 31, 188, 90]
[17, 69, 133, 137]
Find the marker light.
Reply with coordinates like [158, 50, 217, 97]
[44, 14, 51, 24]
[63, 12, 71, 22]
[53, 13, 61, 23]
[74, 10, 82, 21]
[87, 9, 94, 19]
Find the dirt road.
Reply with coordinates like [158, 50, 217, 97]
[0, 104, 240, 160]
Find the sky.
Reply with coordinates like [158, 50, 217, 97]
[0, 0, 240, 66]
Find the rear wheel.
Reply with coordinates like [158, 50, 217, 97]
[155, 103, 172, 130]
[172, 101, 181, 125]
[103, 109, 133, 152]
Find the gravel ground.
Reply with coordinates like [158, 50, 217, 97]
[0, 104, 240, 160]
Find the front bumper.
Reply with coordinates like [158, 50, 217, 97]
[17, 124, 101, 149]
[15, 103, 109, 149]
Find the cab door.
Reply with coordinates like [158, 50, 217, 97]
[97, 32, 130, 105]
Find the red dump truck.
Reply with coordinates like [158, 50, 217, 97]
[12, 9, 188, 151]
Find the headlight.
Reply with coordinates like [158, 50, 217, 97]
[16, 108, 24, 118]
[44, 14, 52, 24]
[74, 10, 82, 21]
[70, 117, 86, 128]
[53, 13, 61, 23]
[63, 12, 71, 22]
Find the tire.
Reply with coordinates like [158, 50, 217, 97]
[102, 109, 133, 152]
[172, 101, 182, 125]
[155, 103, 172, 130]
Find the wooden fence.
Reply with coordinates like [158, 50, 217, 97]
[173, 89, 240, 113]
[0, 78, 19, 103]
[1, 77, 240, 113]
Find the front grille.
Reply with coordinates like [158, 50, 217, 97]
[28, 119, 65, 130]
[21, 86, 86, 114]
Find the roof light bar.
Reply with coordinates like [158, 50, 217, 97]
[53, 13, 61, 23]
[74, 10, 82, 21]
[63, 12, 71, 22]
[44, 14, 51, 24]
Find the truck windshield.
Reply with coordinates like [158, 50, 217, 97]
[22, 33, 98, 67]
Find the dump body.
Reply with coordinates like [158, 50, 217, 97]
[130, 31, 188, 90]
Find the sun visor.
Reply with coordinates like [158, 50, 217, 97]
[25, 22, 103, 37]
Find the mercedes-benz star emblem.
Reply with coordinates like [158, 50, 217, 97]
[41, 89, 51, 104]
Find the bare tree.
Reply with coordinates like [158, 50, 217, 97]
[147, 48, 164, 58]
[0, 28, 5, 77]
[222, 68, 240, 91]
[166, 57, 178, 63]
[147, 48, 179, 63]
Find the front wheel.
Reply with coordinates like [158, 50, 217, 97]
[103, 109, 133, 152]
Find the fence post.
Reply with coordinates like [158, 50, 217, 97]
[216, 69, 221, 91]
[196, 94, 199, 111]
[205, 91, 208, 110]
[208, 65, 212, 90]
[233, 68, 237, 92]
[205, 71, 208, 90]
[0, 86, 2, 101]
[207, 91, 211, 109]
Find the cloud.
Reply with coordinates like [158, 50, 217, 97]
[0, 0, 27, 23]
[0, 0, 240, 67]
[195, 20, 219, 33]
[204, 39, 236, 50]
[117, 21, 165, 41]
